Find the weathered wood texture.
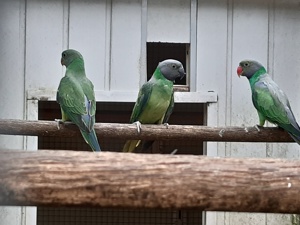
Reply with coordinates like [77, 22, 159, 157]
[0, 119, 294, 142]
[0, 150, 300, 213]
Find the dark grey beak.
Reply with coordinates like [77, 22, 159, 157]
[178, 67, 186, 80]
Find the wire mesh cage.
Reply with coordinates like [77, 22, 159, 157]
[37, 207, 203, 225]
[37, 101, 204, 225]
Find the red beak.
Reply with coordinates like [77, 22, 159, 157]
[237, 66, 243, 77]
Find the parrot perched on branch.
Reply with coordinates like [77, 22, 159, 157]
[237, 59, 300, 145]
[123, 59, 186, 152]
[56, 49, 101, 151]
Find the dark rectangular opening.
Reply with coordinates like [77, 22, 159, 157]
[147, 42, 189, 91]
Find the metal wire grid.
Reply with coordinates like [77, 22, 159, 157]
[37, 207, 202, 225]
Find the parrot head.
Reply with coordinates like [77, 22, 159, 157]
[61, 49, 84, 67]
[237, 60, 264, 79]
[158, 59, 186, 82]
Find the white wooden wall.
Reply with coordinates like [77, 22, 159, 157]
[1, 0, 300, 225]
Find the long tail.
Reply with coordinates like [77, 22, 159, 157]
[280, 123, 300, 145]
[123, 140, 141, 152]
[80, 129, 101, 152]
[288, 132, 300, 145]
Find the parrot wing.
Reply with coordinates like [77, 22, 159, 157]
[163, 92, 174, 124]
[252, 77, 300, 138]
[129, 82, 153, 123]
[57, 76, 95, 133]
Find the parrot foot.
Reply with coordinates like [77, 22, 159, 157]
[163, 123, 169, 129]
[254, 125, 262, 132]
[134, 121, 142, 133]
[55, 119, 63, 130]
[170, 149, 178, 155]
[219, 129, 225, 137]
[54, 119, 73, 130]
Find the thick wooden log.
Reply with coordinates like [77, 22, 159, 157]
[0, 150, 299, 213]
[0, 119, 294, 142]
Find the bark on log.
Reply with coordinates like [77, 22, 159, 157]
[0, 150, 300, 213]
[0, 119, 294, 142]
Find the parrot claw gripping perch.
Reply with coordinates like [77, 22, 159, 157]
[163, 123, 169, 129]
[254, 125, 261, 132]
[54, 119, 74, 130]
[55, 119, 63, 130]
[134, 121, 142, 133]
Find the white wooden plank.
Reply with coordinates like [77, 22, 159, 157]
[0, 0, 25, 121]
[104, 0, 112, 91]
[0, 207, 22, 225]
[196, 0, 228, 93]
[25, 0, 65, 90]
[139, 0, 148, 87]
[189, 0, 197, 92]
[226, 212, 266, 225]
[266, 214, 297, 225]
[68, 0, 107, 91]
[147, 0, 190, 43]
[0, 0, 25, 150]
[110, 0, 142, 91]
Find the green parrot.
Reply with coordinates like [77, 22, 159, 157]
[237, 59, 300, 144]
[123, 59, 186, 152]
[56, 49, 101, 151]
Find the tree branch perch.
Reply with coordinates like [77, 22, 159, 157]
[0, 119, 294, 142]
[0, 150, 299, 213]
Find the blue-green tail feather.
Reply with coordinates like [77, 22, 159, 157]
[279, 123, 300, 145]
[80, 129, 101, 152]
[289, 133, 300, 145]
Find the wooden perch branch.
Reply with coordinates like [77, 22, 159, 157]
[0, 150, 300, 213]
[0, 119, 294, 142]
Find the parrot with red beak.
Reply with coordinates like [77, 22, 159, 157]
[237, 59, 300, 145]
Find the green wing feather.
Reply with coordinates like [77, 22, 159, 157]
[252, 75, 300, 141]
[57, 76, 96, 133]
[129, 82, 153, 123]
[163, 92, 174, 124]
[253, 79, 290, 125]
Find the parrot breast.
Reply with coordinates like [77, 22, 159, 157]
[140, 85, 172, 124]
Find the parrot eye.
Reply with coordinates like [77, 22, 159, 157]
[172, 64, 177, 69]
[244, 62, 249, 67]
[62, 53, 66, 58]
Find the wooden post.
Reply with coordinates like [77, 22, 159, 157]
[0, 150, 299, 213]
[0, 119, 294, 142]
